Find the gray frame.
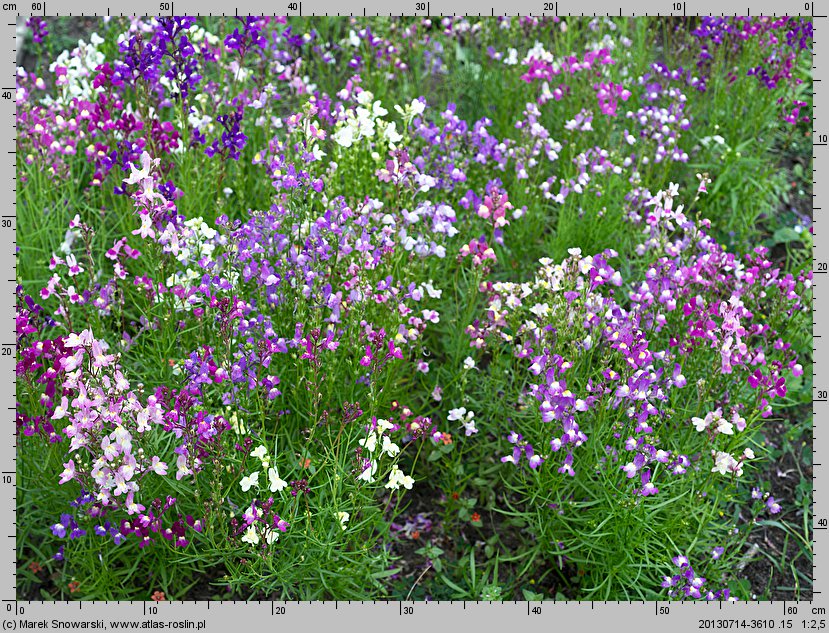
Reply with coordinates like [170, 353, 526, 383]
[6, 3, 823, 627]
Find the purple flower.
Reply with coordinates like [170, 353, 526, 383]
[69, 527, 86, 540]
[26, 17, 48, 44]
[640, 469, 659, 496]
[557, 452, 575, 476]
[672, 554, 690, 568]
[525, 444, 544, 469]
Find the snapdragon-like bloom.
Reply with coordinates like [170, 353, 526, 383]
[268, 467, 287, 492]
[357, 459, 378, 483]
[385, 465, 415, 490]
[59, 460, 76, 484]
[240, 471, 260, 492]
[711, 451, 743, 477]
[448, 406, 478, 436]
[337, 511, 350, 531]
[241, 525, 259, 545]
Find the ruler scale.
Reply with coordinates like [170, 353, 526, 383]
[6, 10, 15, 608]
[5, 2, 824, 629]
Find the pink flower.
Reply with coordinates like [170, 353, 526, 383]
[123, 151, 153, 186]
[132, 212, 156, 239]
[150, 457, 168, 476]
[58, 460, 76, 484]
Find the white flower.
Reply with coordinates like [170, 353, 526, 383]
[691, 416, 708, 432]
[241, 526, 260, 545]
[265, 529, 279, 545]
[394, 98, 425, 126]
[356, 90, 374, 106]
[447, 407, 467, 422]
[448, 407, 476, 436]
[381, 435, 400, 458]
[52, 400, 68, 420]
[358, 432, 378, 453]
[711, 452, 732, 476]
[384, 121, 402, 144]
[251, 445, 268, 461]
[715, 417, 734, 435]
[64, 330, 91, 348]
[385, 465, 415, 490]
[743, 448, 755, 459]
[372, 100, 388, 118]
[711, 451, 742, 477]
[60, 228, 78, 254]
[337, 511, 350, 531]
[376, 418, 394, 433]
[423, 281, 442, 298]
[462, 418, 478, 436]
[463, 357, 476, 370]
[333, 124, 354, 148]
[357, 460, 378, 483]
[268, 467, 287, 492]
[240, 471, 260, 492]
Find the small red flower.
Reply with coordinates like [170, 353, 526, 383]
[68, 581, 80, 593]
[151, 591, 166, 601]
[471, 512, 481, 523]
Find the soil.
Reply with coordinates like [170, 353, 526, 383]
[740, 410, 813, 600]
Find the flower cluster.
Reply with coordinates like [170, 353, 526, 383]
[661, 554, 735, 601]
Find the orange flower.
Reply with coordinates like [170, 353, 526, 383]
[471, 512, 481, 523]
[151, 591, 166, 601]
[441, 433, 453, 445]
[410, 530, 420, 540]
[28, 561, 42, 573]
[301, 458, 311, 469]
[68, 581, 80, 593]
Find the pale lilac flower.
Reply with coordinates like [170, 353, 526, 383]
[58, 460, 76, 484]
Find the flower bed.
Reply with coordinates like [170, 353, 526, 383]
[16, 15, 813, 601]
